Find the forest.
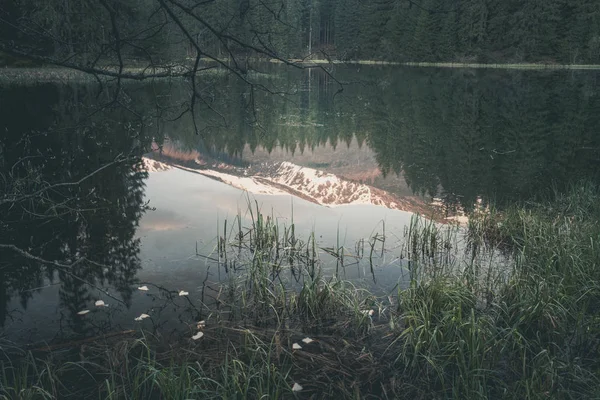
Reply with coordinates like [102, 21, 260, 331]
[3, 2, 600, 399]
[2, 0, 600, 67]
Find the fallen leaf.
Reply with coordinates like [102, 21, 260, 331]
[77, 310, 90, 315]
[178, 290, 189, 296]
[138, 286, 149, 291]
[95, 300, 107, 307]
[192, 331, 204, 340]
[292, 343, 302, 350]
[292, 382, 303, 392]
[134, 313, 150, 321]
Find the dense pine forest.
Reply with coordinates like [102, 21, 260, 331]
[2, 0, 600, 66]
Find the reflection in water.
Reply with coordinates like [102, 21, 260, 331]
[2, 65, 600, 344]
[365, 69, 600, 210]
[148, 147, 435, 216]
[165, 66, 600, 211]
[0, 84, 153, 336]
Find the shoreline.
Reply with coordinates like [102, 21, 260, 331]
[2, 59, 600, 82]
[273, 58, 600, 70]
[3, 185, 600, 398]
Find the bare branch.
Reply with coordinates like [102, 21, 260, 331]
[0, 154, 129, 206]
[0, 41, 214, 80]
[0, 244, 126, 305]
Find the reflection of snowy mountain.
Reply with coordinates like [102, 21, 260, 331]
[241, 139, 414, 198]
[142, 155, 433, 214]
[141, 157, 171, 173]
[268, 162, 404, 208]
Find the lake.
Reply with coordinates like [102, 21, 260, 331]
[1, 65, 599, 345]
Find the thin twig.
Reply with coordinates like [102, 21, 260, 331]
[0, 244, 126, 305]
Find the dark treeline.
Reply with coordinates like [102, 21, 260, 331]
[335, 0, 600, 63]
[2, 0, 600, 67]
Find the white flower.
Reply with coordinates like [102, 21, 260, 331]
[138, 286, 149, 291]
[292, 382, 303, 392]
[191, 332, 204, 340]
[197, 320, 206, 329]
[301, 337, 314, 344]
[95, 300, 107, 307]
[77, 310, 90, 315]
[178, 290, 189, 296]
[292, 343, 302, 350]
[134, 313, 150, 321]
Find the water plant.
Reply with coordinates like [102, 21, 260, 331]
[3, 185, 600, 399]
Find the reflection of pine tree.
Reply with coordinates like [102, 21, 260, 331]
[367, 68, 600, 210]
[438, 75, 489, 208]
[0, 84, 152, 327]
[158, 66, 599, 212]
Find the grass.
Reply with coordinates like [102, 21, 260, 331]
[3, 184, 600, 399]
[393, 183, 600, 399]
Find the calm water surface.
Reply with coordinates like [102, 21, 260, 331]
[1, 66, 599, 344]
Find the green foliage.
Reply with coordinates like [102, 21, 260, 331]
[391, 184, 600, 398]
[3, 185, 600, 399]
[396, 279, 495, 398]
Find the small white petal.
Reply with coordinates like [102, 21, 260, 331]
[292, 382, 303, 392]
[134, 313, 150, 321]
[191, 331, 204, 340]
[95, 300, 107, 307]
[138, 286, 149, 291]
[292, 343, 302, 350]
[77, 310, 90, 315]
[301, 337, 314, 344]
[178, 290, 189, 296]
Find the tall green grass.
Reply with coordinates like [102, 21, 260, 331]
[3, 184, 600, 399]
[392, 183, 600, 399]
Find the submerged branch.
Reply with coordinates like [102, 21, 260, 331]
[0, 154, 129, 206]
[0, 243, 126, 305]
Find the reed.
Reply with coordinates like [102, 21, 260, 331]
[3, 185, 600, 399]
[389, 183, 600, 398]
